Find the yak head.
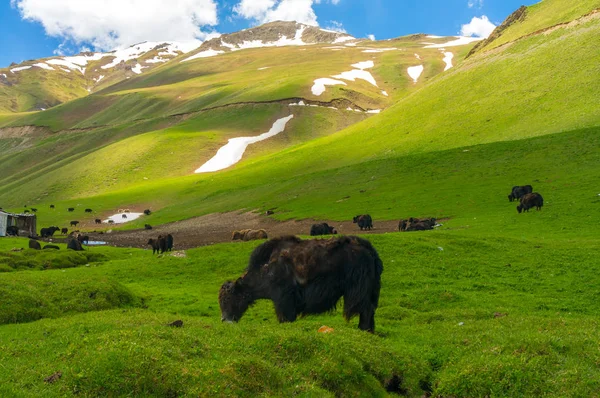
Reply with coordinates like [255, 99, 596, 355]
[516, 205, 523, 213]
[231, 231, 243, 241]
[352, 216, 360, 223]
[219, 278, 252, 323]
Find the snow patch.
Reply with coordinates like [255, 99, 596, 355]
[332, 70, 378, 87]
[382, 90, 388, 96]
[10, 66, 32, 73]
[104, 213, 144, 224]
[415, 54, 421, 60]
[367, 109, 381, 114]
[407, 65, 424, 83]
[131, 63, 144, 74]
[95, 75, 105, 83]
[442, 52, 454, 71]
[424, 36, 482, 48]
[426, 35, 445, 39]
[311, 78, 347, 96]
[33, 63, 55, 71]
[182, 49, 225, 62]
[195, 115, 294, 173]
[333, 35, 356, 43]
[258, 67, 270, 70]
[145, 56, 169, 64]
[351, 60, 374, 70]
[0, 73, 6, 78]
[362, 47, 397, 53]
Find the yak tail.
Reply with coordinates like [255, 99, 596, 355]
[247, 235, 302, 271]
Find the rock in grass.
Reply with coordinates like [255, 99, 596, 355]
[318, 325, 334, 334]
[168, 320, 183, 328]
[44, 371, 62, 384]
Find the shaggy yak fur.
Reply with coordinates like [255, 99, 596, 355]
[166, 234, 174, 251]
[232, 229, 268, 241]
[143, 209, 152, 215]
[219, 235, 383, 332]
[40, 226, 60, 238]
[61, 228, 68, 235]
[29, 239, 42, 250]
[70, 221, 79, 227]
[353, 214, 373, 230]
[517, 192, 544, 213]
[147, 235, 172, 254]
[68, 208, 75, 212]
[508, 185, 533, 202]
[85, 208, 93, 213]
[95, 219, 102, 224]
[144, 224, 153, 230]
[310, 223, 337, 236]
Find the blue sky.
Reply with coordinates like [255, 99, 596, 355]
[0, 0, 536, 68]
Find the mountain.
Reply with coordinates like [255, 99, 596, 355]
[0, 41, 199, 113]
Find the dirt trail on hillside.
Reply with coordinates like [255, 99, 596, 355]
[85, 211, 403, 250]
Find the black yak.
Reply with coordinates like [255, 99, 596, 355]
[28, 239, 42, 250]
[67, 238, 84, 251]
[77, 234, 89, 244]
[85, 208, 93, 213]
[508, 185, 533, 202]
[353, 214, 373, 230]
[143, 209, 152, 215]
[399, 217, 436, 232]
[40, 226, 60, 238]
[148, 236, 167, 254]
[310, 223, 337, 236]
[219, 235, 383, 332]
[50, 204, 55, 209]
[31, 208, 38, 212]
[144, 224, 152, 230]
[108, 220, 115, 224]
[95, 219, 102, 224]
[70, 221, 79, 227]
[166, 234, 173, 251]
[68, 207, 75, 212]
[61, 228, 68, 235]
[23, 210, 30, 214]
[147, 238, 160, 254]
[517, 193, 544, 213]
[122, 214, 128, 219]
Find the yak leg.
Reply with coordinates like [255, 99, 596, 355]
[358, 310, 375, 333]
[273, 288, 299, 323]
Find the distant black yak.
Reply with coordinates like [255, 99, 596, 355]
[143, 209, 152, 215]
[70, 221, 80, 227]
[148, 236, 167, 254]
[95, 219, 102, 224]
[166, 234, 174, 251]
[310, 223, 337, 236]
[28, 239, 42, 250]
[68, 208, 75, 212]
[508, 185, 533, 202]
[219, 235, 383, 332]
[40, 226, 60, 238]
[517, 193, 544, 213]
[61, 228, 68, 235]
[77, 234, 89, 244]
[353, 214, 373, 230]
[50, 204, 55, 209]
[85, 208, 93, 213]
[144, 224, 153, 230]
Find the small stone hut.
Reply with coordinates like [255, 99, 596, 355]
[0, 211, 37, 237]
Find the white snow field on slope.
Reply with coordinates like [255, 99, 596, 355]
[423, 36, 482, 48]
[103, 213, 144, 224]
[195, 115, 295, 173]
[407, 65, 424, 83]
[10, 66, 32, 73]
[312, 60, 378, 96]
[33, 63, 55, 71]
[182, 49, 225, 62]
[442, 52, 454, 71]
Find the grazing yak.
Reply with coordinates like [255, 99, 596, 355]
[40, 226, 60, 238]
[77, 234, 90, 244]
[219, 235, 383, 332]
[50, 204, 55, 209]
[148, 235, 170, 254]
[310, 223, 337, 236]
[68, 208, 75, 212]
[147, 238, 161, 254]
[122, 214, 128, 219]
[143, 209, 152, 215]
[108, 220, 115, 224]
[166, 234, 174, 251]
[31, 208, 37, 213]
[28, 239, 42, 250]
[23, 210, 30, 214]
[508, 185, 533, 202]
[517, 193, 544, 213]
[70, 221, 80, 227]
[353, 214, 373, 230]
[95, 219, 102, 224]
[85, 208, 93, 213]
[399, 217, 437, 232]
[61, 228, 68, 235]
[43, 245, 60, 250]
[144, 224, 153, 230]
[67, 238, 84, 251]
[232, 229, 268, 241]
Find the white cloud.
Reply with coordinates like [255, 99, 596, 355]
[11, 0, 219, 51]
[324, 20, 346, 33]
[460, 15, 496, 38]
[367, 34, 375, 41]
[468, 0, 483, 8]
[234, 0, 341, 26]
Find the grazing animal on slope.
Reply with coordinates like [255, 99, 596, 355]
[399, 217, 437, 232]
[95, 219, 102, 224]
[67, 238, 84, 251]
[61, 228, 68, 235]
[517, 193, 544, 213]
[40, 226, 60, 238]
[70, 221, 79, 227]
[353, 214, 373, 230]
[31, 208, 37, 212]
[143, 209, 152, 215]
[232, 229, 268, 241]
[50, 205, 55, 209]
[166, 234, 174, 251]
[29, 239, 42, 250]
[310, 223, 337, 236]
[122, 214, 128, 219]
[77, 234, 89, 244]
[508, 185, 533, 202]
[144, 224, 152, 230]
[85, 208, 93, 213]
[219, 235, 383, 332]
[68, 208, 75, 212]
[147, 238, 160, 254]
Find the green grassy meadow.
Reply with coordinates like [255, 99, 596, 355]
[1, 0, 600, 395]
